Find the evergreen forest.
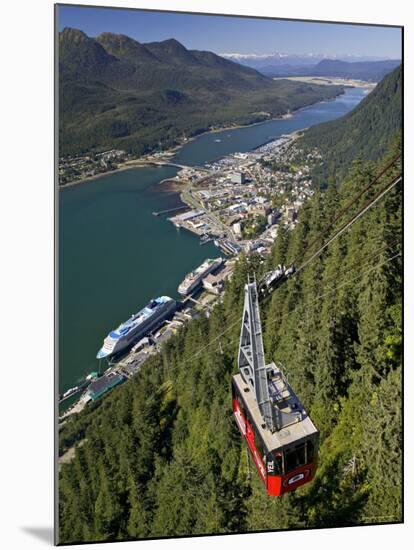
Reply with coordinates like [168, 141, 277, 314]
[59, 28, 343, 157]
[58, 133, 402, 543]
[298, 65, 402, 188]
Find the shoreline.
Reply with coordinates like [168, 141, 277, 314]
[159, 178, 189, 193]
[272, 75, 377, 89]
[59, 160, 175, 189]
[59, 88, 345, 190]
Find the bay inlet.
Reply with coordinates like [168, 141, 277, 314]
[59, 87, 366, 397]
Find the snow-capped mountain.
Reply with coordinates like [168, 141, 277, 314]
[219, 52, 392, 69]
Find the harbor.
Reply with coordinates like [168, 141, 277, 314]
[59, 255, 235, 421]
[152, 205, 188, 217]
[59, 88, 367, 416]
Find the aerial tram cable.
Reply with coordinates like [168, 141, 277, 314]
[258, 237, 400, 312]
[163, 238, 401, 376]
[166, 168, 402, 495]
[161, 244, 401, 388]
[222, 247, 402, 369]
[299, 153, 401, 262]
[232, 275, 319, 495]
[254, 242, 402, 338]
[230, 248, 401, 496]
[157, 169, 402, 378]
[225, 160, 401, 321]
[256, 171, 401, 302]
[258, 251, 401, 338]
[294, 174, 402, 276]
[156, 247, 401, 497]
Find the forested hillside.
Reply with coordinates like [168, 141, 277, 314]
[298, 65, 402, 187]
[58, 135, 402, 543]
[59, 28, 343, 156]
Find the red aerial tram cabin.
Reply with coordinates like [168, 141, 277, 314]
[232, 276, 319, 496]
[232, 369, 318, 496]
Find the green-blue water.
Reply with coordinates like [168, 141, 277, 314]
[173, 87, 367, 166]
[59, 166, 220, 395]
[59, 87, 366, 397]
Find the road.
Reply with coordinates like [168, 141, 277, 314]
[180, 187, 237, 244]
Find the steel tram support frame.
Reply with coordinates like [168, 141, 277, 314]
[237, 275, 275, 432]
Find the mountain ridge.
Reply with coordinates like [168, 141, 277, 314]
[59, 28, 344, 157]
[298, 64, 402, 186]
[220, 51, 401, 79]
[58, 45, 402, 542]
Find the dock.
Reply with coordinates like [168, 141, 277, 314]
[59, 380, 90, 404]
[188, 296, 213, 311]
[152, 205, 188, 217]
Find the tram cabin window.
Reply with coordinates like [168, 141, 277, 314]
[284, 443, 306, 473]
[271, 451, 283, 475]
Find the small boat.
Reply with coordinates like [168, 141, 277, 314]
[200, 234, 213, 245]
[61, 386, 80, 400]
[214, 138, 222, 143]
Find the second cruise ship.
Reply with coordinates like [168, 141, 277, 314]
[96, 296, 176, 359]
[178, 258, 223, 296]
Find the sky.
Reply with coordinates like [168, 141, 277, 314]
[57, 5, 402, 58]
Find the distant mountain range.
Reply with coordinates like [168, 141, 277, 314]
[262, 59, 401, 81]
[59, 28, 344, 157]
[220, 52, 389, 67]
[220, 53, 401, 81]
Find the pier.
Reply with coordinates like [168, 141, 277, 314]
[59, 380, 90, 404]
[152, 205, 188, 216]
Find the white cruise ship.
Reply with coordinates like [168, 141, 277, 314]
[178, 258, 223, 296]
[96, 296, 176, 359]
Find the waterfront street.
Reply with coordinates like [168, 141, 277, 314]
[59, 87, 368, 408]
[168, 131, 318, 256]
